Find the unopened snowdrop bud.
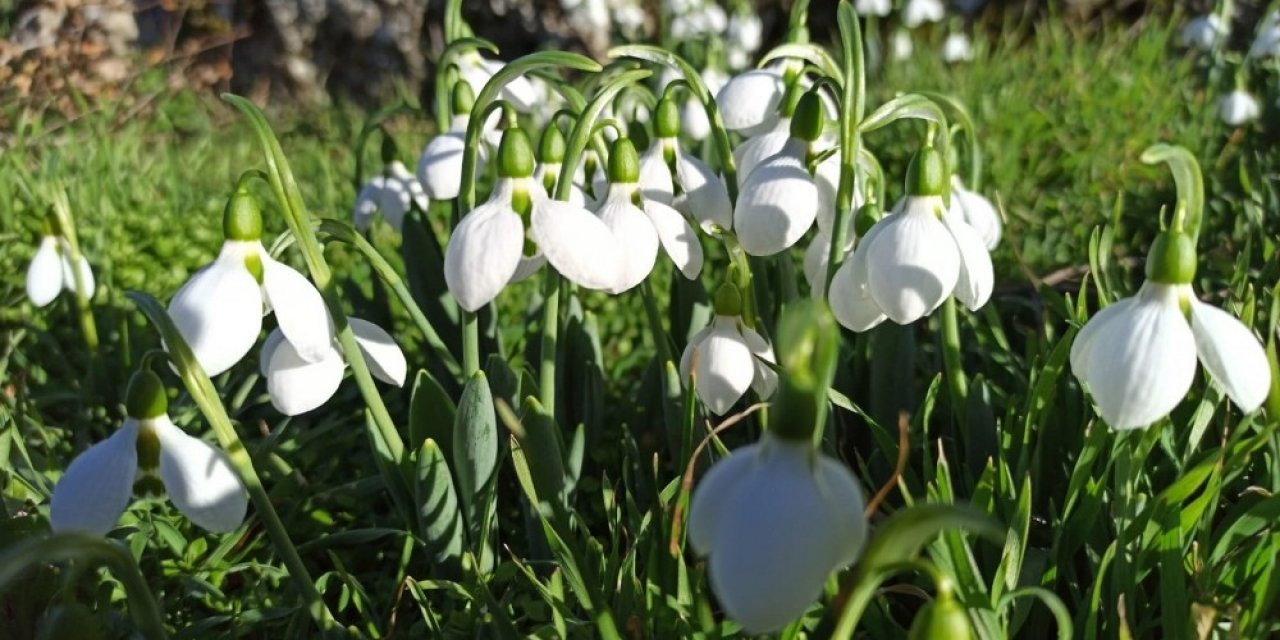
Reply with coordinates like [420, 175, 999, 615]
[1219, 89, 1261, 127]
[1180, 14, 1227, 51]
[908, 587, 973, 640]
[942, 33, 973, 63]
[902, 0, 945, 28]
[51, 370, 248, 536]
[687, 302, 867, 634]
[733, 92, 825, 256]
[679, 284, 776, 415]
[169, 187, 332, 377]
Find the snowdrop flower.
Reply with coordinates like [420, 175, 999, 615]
[51, 370, 247, 536]
[26, 233, 95, 308]
[597, 136, 704, 293]
[830, 147, 993, 330]
[1248, 10, 1280, 58]
[417, 83, 492, 201]
[716, 65, 788, 137]
[902, 0, 945, 28]
[681, 67, 728, 141]
[1071, 218, 1270, 429]
[168, 187, 332, 378]
[726, 9, 763, 69]
[942, 33, 973, 63]
[261, 317, 406, 415]
[1219, 89, 1261, 127]
[456, 51, 538, 113]
[892, 29, 915, 60]
[805, 196, 867, 299]
[639, 96, 733, 233]
[353, 159, 429, 233]
[734, 91, 826, 256]
[1180, 14, 1227, 51]
[947, 177, 1001, 250]
[855, 0, 891, 17]
[679, 284, 776, 414]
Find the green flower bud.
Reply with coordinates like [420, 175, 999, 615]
[908, 592, 973, 640]
[451, 81, 476, 116]
[608, 137, 641, 184]
[222, 186, 263, 241]
[854, 202, 884, 237]
[497, 127, 535, 179]
[538, 124, 567, 164]
[1144, 230, 1197, 285]
[906, 146, 947, 197]
[713, 282, 744, 317]
[790, 91, 824, 142]
[655, 96, 681, 139]
[770, 300, 840, 442]
[126, 369, 168, 419]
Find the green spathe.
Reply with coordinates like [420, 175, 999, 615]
[125, 369, 168, 419]
[906, 146, 947, 197]
[498, 127, 535, 178]
[1144, 230, 1197, 285]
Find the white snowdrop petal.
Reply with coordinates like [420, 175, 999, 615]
[377, 177, 412, 233]
[739, 326, 778, 398]
[902, 0, 945, 28]
[59, 243, 95, 298]
[26, 236, 63, 307]
[416, 132, 468, 200]
[865, 201, 960, 324]
[1084, 285, 1198, 429]
[638, 146, 675, 206]
[715, 69, 785, 133]
[261, 257, 334, 364]
[1069, 298, 1137, 379]
[805, 233, 832, 299]
[732, 123, 790, 188]
[687, 442, 761, 555]
[817, 454, 868, 566]
[645, 200, 704, 280]
[266, 335, 345, 415]
[1190, 301, 1271, 412]
[153, 417, 247, 533]
[444, 200, 525, 312]
[350, 317, 408, 387]
[944, 215, 994, 311]
[681, 98, 711, 140]
[829, 251, 888, 332]
[734, 150, 821, 256]
[598, 194, 660, 294]
[477, 58, 539, 112]
[679, 324, 716, 384]
[708, 440, 842, 634]
[168, 243, 265, 377]
[693, 319, 757, 415]
[352, 178, 385, 232]
[259, 328, 286, 377]
[510, 253, 546, 283]
[814, 152, 845, 235]
[50, 420, 139, 536]
[389, 161, 430, 216]
[954, 186, 1002, 250]
[674, 153, 733, 232]
[530, 199, 621, 291]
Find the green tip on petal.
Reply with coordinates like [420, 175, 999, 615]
[790, 91, 824, 142]
[452, 81, 476, 115]
[713, 282, 744, 316]
[655, 97, 681, 139]
[223, 186, 263, 241]
[906, 146, 947, 197]
[608, 137, 641, 184]
[1145, 231, 1197, 285]
[498, 127, 536, 178]
[126, 369, 168, 419]
[538, 123, 567, 164]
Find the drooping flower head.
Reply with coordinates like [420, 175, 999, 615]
[715, 63, 791, 137]
[638, 95, 733, 234]
[26, 215, 95, 308]
[353, 136, 429, 233]
[679, 282, 777, 415]
[902, 0, 945, 28]
[1180, 14, 1227, 51]
[456, 51, 539, 114]
[51, 370, 247, 536]
[417, 82, 493, 200]
[168, 186, 332, 377]
[942, 32, 974, 63]
[830, 146, 994, 330]
[261, 316, 407, 415]
[1248, 10, 1280, 59]
[1219, 88, 1260, 127]
[946, 176, 1002, 250]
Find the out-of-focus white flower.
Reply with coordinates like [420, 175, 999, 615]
[1219, 89, 1261, 126]
[1248, 10, 1280, 58]
[1071, 282, 1270, 430]
[855, 0, 891, 17]
[891, 29, 915, 60]
[353, 161, 429, 233]
[680, 314, 777, 415]
[942, 32, 973, 62]
[726, 9, 763, 69]
[688, 432, 867, 634]
[902, 0, 945, 28]
[26, 235, 95, 308]
[51, 371, 247, 536]
[947, 177, 1001, 250]
[457, 52, 539, 113]
[1180, 14, 1227, 51]
[260, 317, 406, 415]
[615, 1, 648, 39]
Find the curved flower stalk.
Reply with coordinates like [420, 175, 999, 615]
[353, 159, 429, 233]
[457, 51, 539, 113]
[1248, 10, 1280, 58]
[638, 95, 733, 233]
[416, 82, 495, 200]
[597, 136, 704, 293]
[261, 317, 406, 415]
[688, 301, 867, 634]
[51, 370, 247, 536]
[26, 233, 95, 308]
[168, 185, 332, 378]
[902, 0, 945, 29]
[1180, 14, 1227, 51]
[679, 284, 776, 415]
[734, 90, 828, 256]
[829, 146, 993, 330]
[1218, 89, 1260, 127]
[942, 33, 973, 63]
[946, 176, 1001, 250]
[1070, 146, 1269, 430]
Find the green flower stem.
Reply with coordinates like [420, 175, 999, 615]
[940, 296, 968, 415]
[1141, 144, 1205, 242]
[127, 292, 338, 633]
[463, 312, 481, 377]
[824, 2, 866, 293]
[1111, 430, 1140, 626]
[50, 187, 99, 354]
[223, 94, 408, 469]
[539, 275, 561, 411]
[722, 235, 760, 329]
